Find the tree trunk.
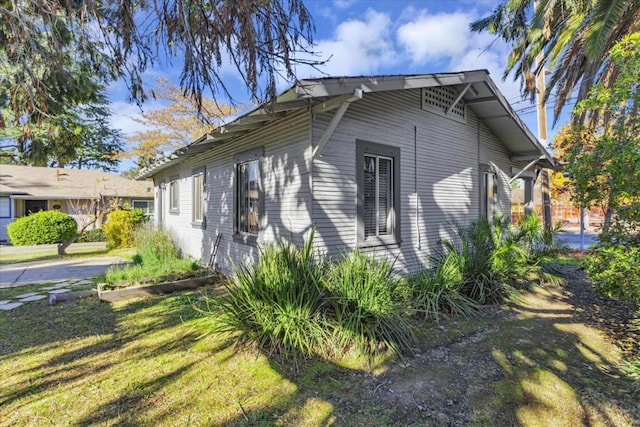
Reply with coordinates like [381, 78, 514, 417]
[58, 233, 80, 255]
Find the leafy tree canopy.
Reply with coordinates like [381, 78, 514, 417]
[119, 78, 236, 171]
[556, 33, 640, 238]
[1, 0, 318, 113]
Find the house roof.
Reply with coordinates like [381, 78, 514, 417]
[0, 165, 153, 200]
[137, 70, 556, 179]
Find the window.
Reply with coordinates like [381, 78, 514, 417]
[132, 200, 154, 215]
[169, 176, 179, 214]
[0, 197, 10, 218]
[481, 167, 497, 221]
[357, 140, 400, 245]
[234, 147, 263, 240]
[192, 168, 205, 227]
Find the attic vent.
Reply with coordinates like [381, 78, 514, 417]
[421, 87, 466, 123]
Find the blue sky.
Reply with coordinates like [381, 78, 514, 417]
[109, 0, 570, 168]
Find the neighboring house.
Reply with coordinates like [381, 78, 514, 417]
[0, 165, 154, 242]
[138, 71, 555, 275]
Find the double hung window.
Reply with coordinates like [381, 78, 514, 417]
[192, 168, 205, 227]
[481, 167, 497, 221]
[357, 140, 400, 245]
[235, 148, 263, 239]
[169, 177, 179, 214]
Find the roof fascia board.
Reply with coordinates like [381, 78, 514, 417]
[482, 76, 556, 168]
[296, 71, 488, 98]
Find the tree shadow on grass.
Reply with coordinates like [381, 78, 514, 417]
[0, 290, 215, 422]
[214, 273, 639, 426]
[2, 272, 637, 426]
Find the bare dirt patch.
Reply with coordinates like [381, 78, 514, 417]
[286, 266, 640, 426]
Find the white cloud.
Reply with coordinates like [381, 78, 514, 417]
[333, 0, 357, 9]
[397, 11, 475, 64]
[304, 10, 397, 76]
[108, 100, 162, 136]
[396, 8, 523, 102]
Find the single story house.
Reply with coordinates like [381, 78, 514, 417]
[137, 71, 555, 275]
[0, 165, 154, 242]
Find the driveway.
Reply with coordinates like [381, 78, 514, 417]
[0, 256, 129, 288]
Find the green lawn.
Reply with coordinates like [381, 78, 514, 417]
[1, 268, 638, 426]
[0, 246, 135, 265]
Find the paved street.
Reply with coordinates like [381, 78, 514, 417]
[556, 231, 598, 250]
[0, 243, 128, 288]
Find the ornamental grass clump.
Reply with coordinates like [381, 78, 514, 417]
[205, 230, 331, 361]
[104, 227, 199, 284]
[408, 251, 478, 322]
[324, 250, 414, 357]
[437, 215, 563, 305]
[204, 231, 415, 362]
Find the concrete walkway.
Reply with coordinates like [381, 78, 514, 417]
[0, 256, 129, 288]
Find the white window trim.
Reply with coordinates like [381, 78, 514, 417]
[169, 175, 180, 214]
[132, 199, 154, 215]
[192, 167, 206, 228]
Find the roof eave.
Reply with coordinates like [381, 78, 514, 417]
[137, 70, 557, 178]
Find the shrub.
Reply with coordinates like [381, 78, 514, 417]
[583, 245, 640, 302]
[76, 228, 106, 243]
[408, 251, 478, 322]
[437, 215, 561, 305]
[512, 214, 567, 260]
[7, 210, 77, 245]
[102, 207, 146, 249]
[203, 231, 415, 362]
[205, 231, 331, 361]
[134, 227, 181, 264]
[324, 250, 414, 357]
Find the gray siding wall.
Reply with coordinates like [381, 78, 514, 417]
[153, 109, 312, 275]
[311, 89, 513, 274]
[151, 88, 516, 277]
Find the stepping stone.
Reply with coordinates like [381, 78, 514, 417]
[71, 280, 93, 286]
[0, 300, 11, 305]
[14, 292, 38, 299]
[48, 289, 71, 294]
[0, 302, 23, 310]
[41, 286, 60, 290]
[52, 283, 72, 289]
[19, 295, 47, 302]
